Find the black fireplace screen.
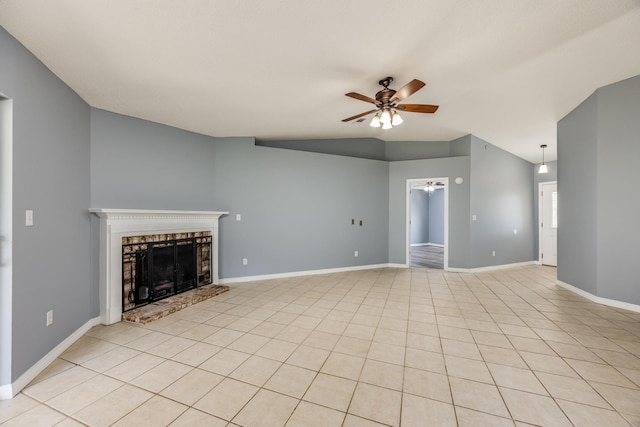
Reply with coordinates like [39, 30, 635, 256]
[122, 231, 212, 312]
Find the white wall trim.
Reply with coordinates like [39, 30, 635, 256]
[0, 97, 13, 399]
[556, 280, 640, 313]
[220, 263, 397, 284]
[447, 260, 536, 273]
[0, 316, 101, 400]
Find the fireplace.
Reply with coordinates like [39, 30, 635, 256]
[122, 231, 213, 311]
[90, 209, 228, 325]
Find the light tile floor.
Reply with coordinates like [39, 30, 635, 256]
[2, 265, 640, 426]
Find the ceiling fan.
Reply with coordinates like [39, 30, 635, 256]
[342, 77, 439, 129]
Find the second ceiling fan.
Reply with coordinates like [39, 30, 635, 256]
[342, 77, 439, 129]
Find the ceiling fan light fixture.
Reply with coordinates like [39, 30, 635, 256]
[380, 109, 392, 125]
[370, 114, 381, 128]
[342, 78, 438, 128]
[392, 111, 403, 126]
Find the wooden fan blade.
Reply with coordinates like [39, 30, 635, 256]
[342, 109, 378, 122]
[395, 104, 439, 113]
[345, 92, 379, 105]
[391, 79, 426, 103]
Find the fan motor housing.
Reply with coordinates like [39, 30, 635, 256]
[375, 88, 396, 106]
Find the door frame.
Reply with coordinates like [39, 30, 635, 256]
[0, 95, 13, 398]
[538, 180, 557, 265]
[406, 177, 449, 270]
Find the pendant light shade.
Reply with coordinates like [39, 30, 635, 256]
[391, 111, 403, 126]
[370, 114, 381, 128]
[379, 109, 392, 125]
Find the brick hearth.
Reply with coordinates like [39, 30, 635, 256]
[121, 284, 229, 324]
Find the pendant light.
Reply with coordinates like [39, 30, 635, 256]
[538, 144, 548, 174]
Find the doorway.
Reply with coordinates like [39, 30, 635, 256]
[406, 178, 448, 269]
[539, 181, 558, 266]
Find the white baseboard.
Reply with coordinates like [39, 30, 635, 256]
[220, 261, 543, 283]
[447, 260, 536, 273]
[387, 263, 408, 268]
[219, 263, 395, 284]
[556, 280, 640, 313]
[0, 316, 101, 400]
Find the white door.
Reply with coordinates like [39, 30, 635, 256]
[539, 182, 558, 266]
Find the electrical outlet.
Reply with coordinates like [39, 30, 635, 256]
[492, 251, 496, 257]
[26, 210, 34, 226]
[354, 250, 358, 257]
[46, 310, 53, 326]
[236, 214, 242, 221]
[242, 258, 248, 265]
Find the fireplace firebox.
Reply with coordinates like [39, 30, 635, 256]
[122, 231, 212, 312]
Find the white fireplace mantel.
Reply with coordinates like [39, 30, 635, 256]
[90, 209, 228, 325]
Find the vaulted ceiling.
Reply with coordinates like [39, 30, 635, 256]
[2, 1, 640, 163]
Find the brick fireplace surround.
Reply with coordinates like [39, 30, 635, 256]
[90, 209, 227, 325]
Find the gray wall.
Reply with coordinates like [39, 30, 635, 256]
[211, 140, 389, 277]
[1, 27, 92, 381]
[468, 136, 535, 268]
[259, 138, 456, 162]
[90, 109, 218, 210]
[533, 160, 557, 259]
[557, 94, 599, 295]
[256, 138, 386, 161]
[595, 75, 640, 304]
[558, 74, 640, 305]
[385, 140, 451, 161]
[410, 190, 430, 244]
[558, 75, 640, 304]
[389, 156, 471, 267]
[428, 189, 445, 245]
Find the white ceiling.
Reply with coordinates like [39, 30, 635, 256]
[2, 1, 640, 163]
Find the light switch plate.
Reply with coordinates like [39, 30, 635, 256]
[25, 210, 33, 226]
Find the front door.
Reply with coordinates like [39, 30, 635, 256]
[540, 182, 558, 266]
